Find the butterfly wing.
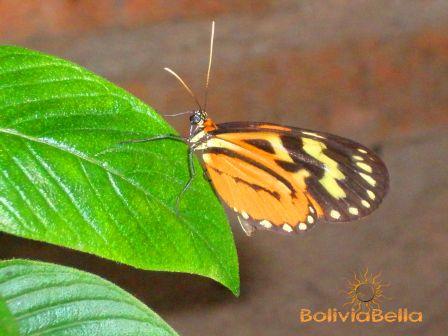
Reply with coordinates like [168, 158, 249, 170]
[196, 122, 389, 234]
[203, 146, 319, 234]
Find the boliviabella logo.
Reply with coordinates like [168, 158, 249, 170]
[299, 269, 423, 323]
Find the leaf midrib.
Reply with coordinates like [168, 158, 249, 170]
[0, 127, 232, 282]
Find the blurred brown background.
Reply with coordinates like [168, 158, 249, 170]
[1, 1, 448, 335]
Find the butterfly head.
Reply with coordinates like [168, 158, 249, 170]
[189, 109, 217, 137]
[189, 109, 208, 126]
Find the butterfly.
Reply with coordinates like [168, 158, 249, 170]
[124, 22, 389, 236]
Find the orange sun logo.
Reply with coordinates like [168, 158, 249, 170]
[344, 269, 389, 312]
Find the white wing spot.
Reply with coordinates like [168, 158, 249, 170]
[260, 220, 272, 228]
[361, 200, 371, 208]
[283, 224, 293, 232]
[367, 190, 376, 200]
[298, 222, 307, 231]
[309, 206, 315, 214]
[359, 172, 377, 186]
[358, 148, 368, 154]
[307, 215, 314, 224]
[352, 155, 363, 161]
[356, 162, 373, 173]
[330, 210, 341, 219]
[242, 211, 249, 219]
[233, 207, 238, 212]
[349, 207, 359, 215]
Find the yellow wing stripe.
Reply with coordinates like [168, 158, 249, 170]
[302, 138, 347, 199]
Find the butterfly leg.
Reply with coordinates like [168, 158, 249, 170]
[174, 147, 196, 214]
[121, 134, 196, 214]
[120, 134, 188, 145]
[120, 134, 187, 144]
[202, 168, 211, 182]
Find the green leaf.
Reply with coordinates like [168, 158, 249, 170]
[0, 294, 19, 336]
[0, 46, 239, 294]
[0, 259, 178, 336]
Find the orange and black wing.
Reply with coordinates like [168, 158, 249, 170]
[197, 122, 389, 235]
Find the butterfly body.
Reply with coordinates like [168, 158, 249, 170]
[128, 22, 389, 236]
[186, 112, 389, 235]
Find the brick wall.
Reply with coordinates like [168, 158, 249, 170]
[0, 1, 271, 41]
[2, 1, 447, 145]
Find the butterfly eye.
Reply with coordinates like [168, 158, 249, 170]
[190, 113, 202, 125]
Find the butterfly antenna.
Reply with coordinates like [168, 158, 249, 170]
[203, 21, 215, 113]
[164, 111, 194, 117]
[164, 67, 203, 111]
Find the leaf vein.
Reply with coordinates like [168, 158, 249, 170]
[26, 316, 164, 336]
[0, 128, 232, 283]
[78, 159, 135, 256]
[24, 143, 109, 247]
